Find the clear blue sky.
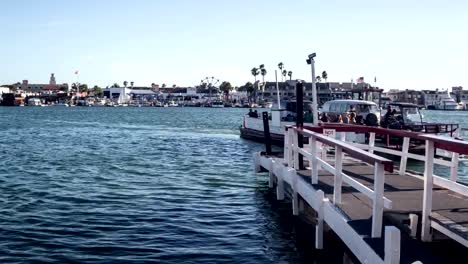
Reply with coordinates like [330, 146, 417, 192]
[1, 0, 467, 90]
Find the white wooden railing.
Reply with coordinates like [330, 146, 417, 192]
[304, 124, 468, 245]
[285, 126, 394, 238]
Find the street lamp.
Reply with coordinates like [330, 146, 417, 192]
[306, 53, 318, 125]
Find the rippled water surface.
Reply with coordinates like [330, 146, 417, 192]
[0, 107, 329, 264]
[0, 107, 466, 263]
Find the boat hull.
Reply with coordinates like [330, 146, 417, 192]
[239, 127, 284, 146]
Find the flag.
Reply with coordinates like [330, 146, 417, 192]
[374, 76, 377, 83]
[357, 77, 364, 83]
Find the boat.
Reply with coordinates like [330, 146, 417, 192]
[240, 100, 315, 145]
[434, 90, 463, 110]
[240, 99, 460, 146]
[211, 100, 224, 108]
[53, 103, 69, 107]
[27, 98, 42, 106]
[167, 100, 178, 107]
[93, 98, 107, 107]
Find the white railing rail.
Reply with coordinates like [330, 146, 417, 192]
[287, 126, 394, 238]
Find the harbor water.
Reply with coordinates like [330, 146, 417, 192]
[0, 107, 466, 263]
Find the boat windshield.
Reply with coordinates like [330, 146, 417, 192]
[401, 107, 422, 124]
[356, 104, 378, 114]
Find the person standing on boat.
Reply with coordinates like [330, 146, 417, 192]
[382, 105, 393, 127]
[338, 115, 343, 123]
[248, 109, 256, 118]
[320, 113, 328, 123]
[347, 106, 357, 124]
[304, 110, 313, 123]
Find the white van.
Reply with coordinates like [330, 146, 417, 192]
[321, 100, 380, 125]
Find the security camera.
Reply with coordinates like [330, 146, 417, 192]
[308, 53, 316, 59]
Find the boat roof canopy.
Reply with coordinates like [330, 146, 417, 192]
[324, 99, 377, 105]
[388, 102, 419, 107]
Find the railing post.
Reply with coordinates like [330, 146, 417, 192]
[399, 137, 410, 176]
[284, 127, 289, 164]
[333, 146, 343, 204]
[369, 132, 376, 154]
[293, 130, 300, 169]
[292, 170, 299, 216]
[321, 141, 327, 161]
[287, 129, 294, 167]
[450, 152, 459, 182]
[311, 136, 319, 184]
[268, 160, 275, 188]
[276, 170, 285, 200]
[422, 140, 435, 242]
[340, 132, 346, 142]
[384, 226, 401, 264]
[253, 152, 261, 173]
[315, 190, 325, 249]
[372, 162, 385, 238]
[262, 111, 272, 155]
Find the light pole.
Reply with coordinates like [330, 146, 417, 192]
[306, 53, 318, 125]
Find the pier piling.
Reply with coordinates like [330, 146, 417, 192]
[262, 111, 272, 155]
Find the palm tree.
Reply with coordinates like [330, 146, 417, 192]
[219, 81, 233, 101]
[123, 81, 128, 87]
[282, 70, 287, 81]
[322, 71, 328, 82]
[278, 62, 284, 81]
[245, 82, 254, 102]
[260, 68, 267, 100]
[251, 67, 259, 83]
[316, 76, 322, 83]
[251, 67, 259, 102]
[130, 81, 134, 88]
[287, 71, 293, 81]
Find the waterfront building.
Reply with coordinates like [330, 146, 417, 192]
[256, 81, 382, 106]
[13, 73, 68, 93]
[103, 87, 132, 104]
[0, 86, 10, 94]
[423, 90, 438, 108]
[383, 89, 424, 107]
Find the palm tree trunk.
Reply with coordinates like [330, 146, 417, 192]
[262, 76, 265, 101]
[254, 76, 257, 103]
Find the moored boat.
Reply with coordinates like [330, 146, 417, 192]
[241, 99, 460, 147]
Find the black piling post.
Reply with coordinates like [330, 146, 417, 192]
[296, 82, 304, 170]
[262, 111, 272, 155]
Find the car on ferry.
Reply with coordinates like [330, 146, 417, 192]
[320, 100, 380, 126]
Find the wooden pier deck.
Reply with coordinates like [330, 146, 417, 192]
[254, 125, 468, 264]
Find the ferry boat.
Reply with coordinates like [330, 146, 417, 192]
[240, 100, 315, 144]
[240, 99, 460, 146]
